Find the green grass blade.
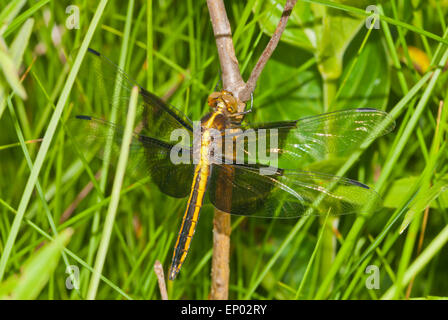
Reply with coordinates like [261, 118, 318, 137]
[86, 86, 139, 299]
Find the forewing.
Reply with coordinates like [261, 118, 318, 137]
[223, 108, 395, 168]
[69, 115, 194, 198]
[77, 48, 193, 144]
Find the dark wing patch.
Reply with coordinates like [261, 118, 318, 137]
[80, 48, 193, 144]
[69, 115, 194, 198]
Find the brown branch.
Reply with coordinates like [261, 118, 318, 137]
[206, 0, 297, 300]
[154, 260, 168, 300]
[60, 170, 102, 223]
[207, 0, 238, 300]
[209, 210, 231, 299]
[209, 165, 234, 300]
[207, 0, 298, 103]
[207, 0, 245, 102]
[240, 0, 298, 101]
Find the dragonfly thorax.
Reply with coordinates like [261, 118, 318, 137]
[207, 90, 240, 116]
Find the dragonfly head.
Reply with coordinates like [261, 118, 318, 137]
[207, 90, 240, 116]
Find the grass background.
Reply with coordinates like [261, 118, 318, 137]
[0, 0, 447, 299]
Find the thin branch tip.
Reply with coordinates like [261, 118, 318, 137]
[240, 0, 298, 101]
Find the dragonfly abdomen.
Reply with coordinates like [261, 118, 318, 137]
[169, 162, 210, 280]
[169, 111, 228, 280]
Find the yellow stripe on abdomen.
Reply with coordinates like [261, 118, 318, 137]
[168, 156, 210, 280]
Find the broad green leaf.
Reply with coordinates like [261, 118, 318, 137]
[254, 0, 382, 111]
[254, 42, 322, 122]
[253, 0, 317, 51]
[0, 229, 73, 299]
[384, 176, 448, 210]
[333, 32, 390, 109]
[383, 177, 418, 208]
[315, 1, 371, 82]
[399, 178, 448, 233]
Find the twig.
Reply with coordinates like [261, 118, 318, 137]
[206, 0, 297, 300]
[154, 260, 169, 300]
[60, 170, 101, 223]
[207, 0, 297, 103]
[207, 0, 245, 101]
[240, 0, 298, 101]
[209, 210, 231, 299]
[210, 166, 234, 300]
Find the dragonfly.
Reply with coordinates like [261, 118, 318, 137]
[71, 48, 395, 280]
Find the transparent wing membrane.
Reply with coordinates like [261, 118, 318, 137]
[81, 48, 193, 143]
[224, 108, 395, 168]
[69, 115, 194, 198]
[208, 164, 381, 218]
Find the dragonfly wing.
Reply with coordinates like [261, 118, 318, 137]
[69, 115, 194, 198]
[78, 48, 193, 144]
[208, 163, 382, 218]
[223, 108, 395, 168]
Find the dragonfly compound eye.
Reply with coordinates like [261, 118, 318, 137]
[221, 92, 238, 114]
[207, 92, 221, 108]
